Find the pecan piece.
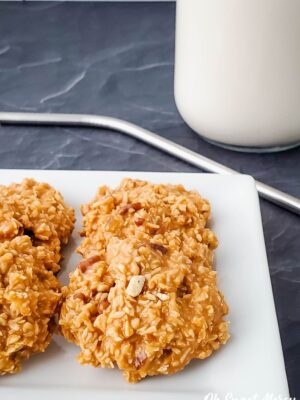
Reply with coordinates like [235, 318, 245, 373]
[126, 275, 146, 297]
[91, 289, 98, 298]
[134, 349, 147, 369]
[78, 255, 101, 273]
[150, 243, 168, 255]
[119, 205, 131, 215]
[135, 217, 145, 226]
[131, 202, 142, 211]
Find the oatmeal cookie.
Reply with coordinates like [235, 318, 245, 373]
[60, 179, 229, 383]
[0, 178, 74, 375]
[0, 178, 75, 271]
[0, 236, 61, 375]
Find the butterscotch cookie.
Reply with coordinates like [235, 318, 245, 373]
[0, 236, 61, 375]
[60, 179, 229, 383]
[0, 178, 75, 272]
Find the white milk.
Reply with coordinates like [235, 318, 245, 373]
[175, 0, 300, 150]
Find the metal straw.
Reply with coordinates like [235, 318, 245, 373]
[0, 111, 299, 215]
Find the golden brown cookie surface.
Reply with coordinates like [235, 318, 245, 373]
[60, 179, 229, 383]
[0, 236, 61, 375]
[0, 178, 74, 375]
[0, 178, 75, 271]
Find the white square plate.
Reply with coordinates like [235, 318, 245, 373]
[0, 170, 289, 400]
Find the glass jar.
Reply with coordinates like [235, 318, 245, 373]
[175, 0, 300, 152]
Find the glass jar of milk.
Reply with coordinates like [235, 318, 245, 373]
[175, 0, 300, 152]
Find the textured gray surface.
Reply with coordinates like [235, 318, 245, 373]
[0, 1, 299, 396]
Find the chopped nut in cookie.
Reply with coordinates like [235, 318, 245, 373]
[126, 275, 146, 297]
